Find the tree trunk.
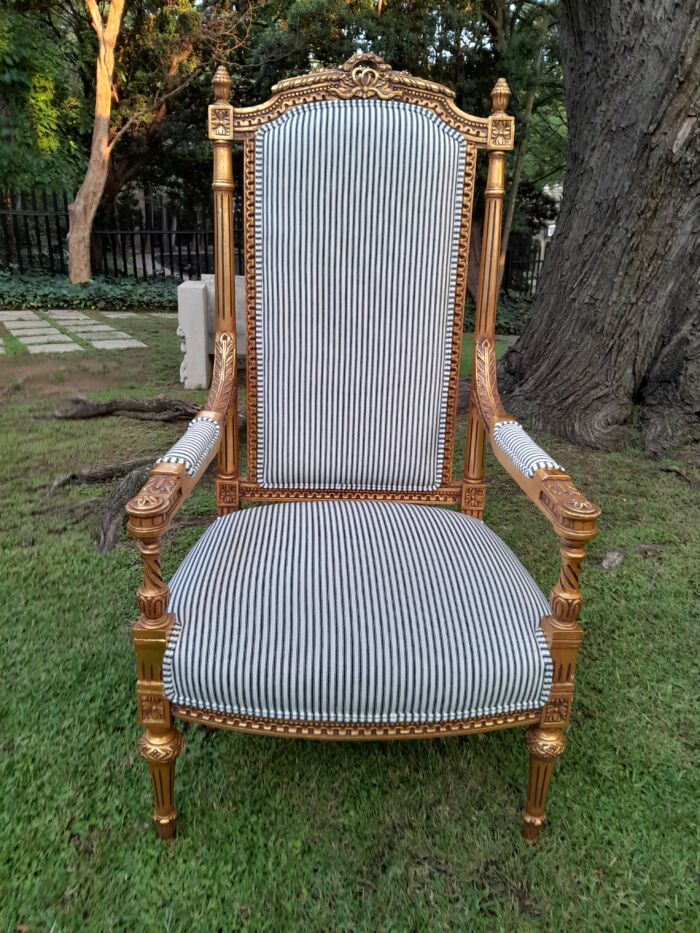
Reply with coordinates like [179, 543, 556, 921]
[67, 0, 125, 283]
[500, 1, 700, 455]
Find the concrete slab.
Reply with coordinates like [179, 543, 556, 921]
[7, 327, 63, 337]
[102, 311, 138, 318]
[27, 342, 82, 353]
[66, 324, 115, 333]
[5, 320, 59, 329]
[0, 311, 40, 321]
[78, 330, 131, 340]
[89, 339, 147, 350]
[18, 334, 74, 345]
[47, 310, 91, 319]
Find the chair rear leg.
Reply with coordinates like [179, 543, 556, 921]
[138, 726, 184, 840]
[522, 727, 566, 843]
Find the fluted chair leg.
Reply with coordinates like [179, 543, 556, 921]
[522, 727, 566, 843]
[138, 727, 184, 841]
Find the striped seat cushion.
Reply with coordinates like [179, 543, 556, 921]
[163, 501, 553, 725]
[156, 417, 220, 477]
[254, 100, 466, 491]
[492, 421, 562, 478]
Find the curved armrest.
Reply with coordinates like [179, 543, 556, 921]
[126, 331, 237, 541]
[472, 336, 600, 543]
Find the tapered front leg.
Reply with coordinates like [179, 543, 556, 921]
[127, 472, 185, 840]
[138, 728, 184, 840]
[522, 727, 566, 842]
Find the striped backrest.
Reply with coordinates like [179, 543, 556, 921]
[252, 98, 467, 491]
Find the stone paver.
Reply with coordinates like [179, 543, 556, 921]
[19, 334, 74, 345]
[27, 343, 81, 354]
[6, 322, 59, 332]
[89, 339, 147, 350]
[0, 309, 149, 355]
[73, 330, 139, 342]
[47, 310, 91, 319]
[0, 310, 40, 321]
[83, 330, 132, 340]
[66, 324, 115, 334]
[8, 327, 64, 338]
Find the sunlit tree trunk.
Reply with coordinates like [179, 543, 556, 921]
[67, 0, 125, 283]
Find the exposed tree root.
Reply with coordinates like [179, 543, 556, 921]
[46, 455, 155, 498]
[54, 395, 200, 422]
[96, 465, 151, 554]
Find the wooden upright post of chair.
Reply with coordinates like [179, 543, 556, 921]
[462, 79, 512, 518]
[208, 65, 239, 515]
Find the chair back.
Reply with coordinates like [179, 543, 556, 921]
[208, 54, 514, 510]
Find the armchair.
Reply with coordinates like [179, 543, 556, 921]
[125, 55, 599, 842]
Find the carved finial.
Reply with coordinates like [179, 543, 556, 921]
[491, 77, 511, 113]
[213, 65, 232, 102]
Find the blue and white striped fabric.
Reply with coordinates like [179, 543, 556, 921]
[156, 417, 220, 477]
[163, 501, 553, 725]
[254, 100, 466, 491]
[492, 421, 562, 479]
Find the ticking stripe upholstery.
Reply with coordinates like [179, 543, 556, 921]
[163, 501, 553, 725]
[156, 417, 220, 477]
[492, 421, 563, 479]
[254, 100, 466, 491]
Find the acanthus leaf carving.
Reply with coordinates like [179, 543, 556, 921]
[474, 337, 508, 425]
[205, 332, 237, 415]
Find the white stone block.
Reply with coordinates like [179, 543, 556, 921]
[177, 280, 211, 389]
[178, 275, 247, 390]
[200, 274, 247, 355]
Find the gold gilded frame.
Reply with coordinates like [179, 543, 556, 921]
[125, 54, 600, 843]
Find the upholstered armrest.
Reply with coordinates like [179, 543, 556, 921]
[126, 332, 236, 539]
[472, 337, 600, 541]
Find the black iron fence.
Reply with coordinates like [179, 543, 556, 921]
[1, 189, 546, 294]
[502, 234, 546, 297]
[0, 190, 244, 280]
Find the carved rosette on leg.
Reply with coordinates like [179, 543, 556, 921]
[522, 728, 566, 842]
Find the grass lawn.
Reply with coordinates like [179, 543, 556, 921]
[1, 318, 698, 930]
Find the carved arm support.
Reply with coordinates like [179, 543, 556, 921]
[125, 331, 237, 731]
[472, 336, 601, 727]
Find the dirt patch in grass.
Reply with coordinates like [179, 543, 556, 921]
[0, 354, 152, 399]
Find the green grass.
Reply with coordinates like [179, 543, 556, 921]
[1, 319, 698, 931]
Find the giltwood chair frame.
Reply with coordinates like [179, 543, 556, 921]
[126, 54, 600, 842]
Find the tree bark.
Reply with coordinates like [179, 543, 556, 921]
[67, 0, 125, 283]
[500, 1, 700, 454]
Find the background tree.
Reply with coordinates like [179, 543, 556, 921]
[501, 0, 700, 456]
[0, 6, 86, 191]
[241, 0, 563, 299]
[61, 0, 254, 283]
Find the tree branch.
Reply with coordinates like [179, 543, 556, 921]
[108, 65, 204, 150]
